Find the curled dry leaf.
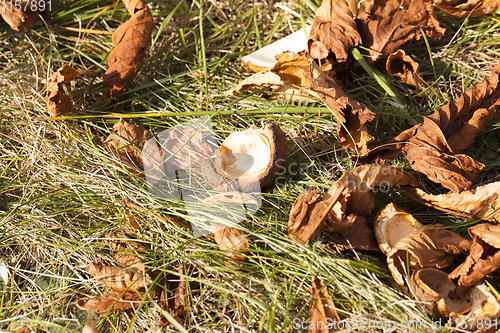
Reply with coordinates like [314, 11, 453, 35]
[76, 291, 145, 314]
[104, 119, 149, 175]
[435, 0, 500, 18]
[405, 184, 500, 223]
[288, 164, 419, 243]
[289, 175, 347, 243]
[307, 0, 361, 63]
[225, 51, 375, 154]
[363, 62, 500, 192]
[331, 215, 380, 251]
[46, 64, 80, 117]
[357, 0, 445, 61]
[309, 276, 340, 333]
[0, 0, 38, 31]
[210, 223, 249, 262]
[386, 49, 424, 87]
[103, 0, 154, 97]
[387, 227, 471, 292]
[449, 224, 500, 299]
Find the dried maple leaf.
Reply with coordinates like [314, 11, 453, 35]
[45, 64, 80, 117]
[288, 165, 419, 243]
[226, 51, 375, 154]
[363, 62, 500, 192]
[0, 0, 38, 31]
[357, 0, 445, 61]
[449, 224, 500, 299]
[308, 0, 362, 63]
[435, 0, 500, 18]
[386, 49, 424, 86]
[387, 227, 471, 292]
[104, 119, 149, 175]
[309, 277, 340, 333]
[103, 0, 154, 97]
[76, 291, 145, 314]
[405, 183, 500, 223]
[210, 223, 249, 262]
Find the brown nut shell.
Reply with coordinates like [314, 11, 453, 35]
[411, 268, 472, 320]
[374, 203, 423, 255]
[201, 121, 286, 192]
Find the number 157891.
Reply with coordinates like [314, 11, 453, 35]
[1, 0, 51, 12]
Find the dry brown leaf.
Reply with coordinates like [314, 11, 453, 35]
[497, 109, 500, 142]
[309, 276, 340, 332]
[307, 0, 361, 63]
[210, 223, 249, 262]
[449, 224, 500, 299]
[108, 234, 148, 273]
[403, 118, 485, 193]
[76, 291, 145, 314]
[123, 207, 140, 230]
[405, 184, 500, 223]
[357, 0, 445, 61]
[88, 262, 152, 293]
[13, 326, 31, 333]
[332, 215, 380, 251]
[158, 127, 215, 171]
[82, 312, 99, 333]
[103, 0, 154, 97]
[45, 64, 80, 117]
[0, 0, 38, 31]
[158, 264, 187, 326]
[289, 165, 419, 243]
[362, 62, 500, 192]
[169, 265, 187, 317]
[104, 119, 149, 175]
[289, 174, 347, 243]
[226, 51, 375, 154]
[435, 0, 500, 18]
[386, 49, 424, 86]
[387, 227, 471, 292]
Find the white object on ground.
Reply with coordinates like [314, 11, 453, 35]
[242, 26, 311, 71]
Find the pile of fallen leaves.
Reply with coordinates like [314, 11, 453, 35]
[226, 0, 500, 330]
[5, 0, 500, 331]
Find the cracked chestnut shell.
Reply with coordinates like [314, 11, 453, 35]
[374, 203, 423, 255]
[201, 121, 287, 192]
